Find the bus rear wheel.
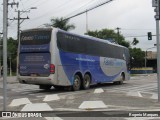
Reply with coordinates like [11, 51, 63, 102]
[82, 74, 91, 89]
[72, 75, 81, 91]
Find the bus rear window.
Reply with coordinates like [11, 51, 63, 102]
[20, 30, 51, 45]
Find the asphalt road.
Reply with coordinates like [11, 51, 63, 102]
[0, 74, 160, 120]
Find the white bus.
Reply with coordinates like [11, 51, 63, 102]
[17, 27, 130, 91]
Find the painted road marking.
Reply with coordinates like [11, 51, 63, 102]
[45, 117, 63, 120]
[126, 91, 142, 97]
[43, 94, 60, 102]
[94, 88, 104, 93]
[107, 83, 156, 92]
[0, 96, 3, 99]
[21, 103, 53, 111]
[151, 93, 158, 99]
[9, 98, 31, 107]
[79, 101, 107, 109]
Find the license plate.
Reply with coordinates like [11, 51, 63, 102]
[31, 74, 37, 77]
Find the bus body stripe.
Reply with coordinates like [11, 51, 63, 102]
[59, 50, 123, 85]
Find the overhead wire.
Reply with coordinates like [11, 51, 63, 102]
[56, 0, 96, 15]
[8, 5, 17, 27]
[121, 28, 155, 31]
[34, 0, 50, 8]
[64, 0, 114, 20]
[65, 0, 98, 18]
[124, 35, 148, 38]
[19, 0, 29, 17]
[21, 0, 33, 4]
[34, 0, 114, 28]
[32, 0, 100, 22]
[24, 0, 40, 9]
[32, 0, 96, 27]
[29, 0, 77, 21]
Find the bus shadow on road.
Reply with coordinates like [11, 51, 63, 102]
[26, 82, 127, 95]
[90, 82, 127, 89]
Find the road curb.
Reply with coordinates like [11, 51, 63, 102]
[0, 76, 18, 84]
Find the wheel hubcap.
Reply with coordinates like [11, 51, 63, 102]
[74, 78, 80, 89]
[84, 76, 90, 87]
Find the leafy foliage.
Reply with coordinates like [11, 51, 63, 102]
[45, 17, 75, 31]
[86, 28, 144, 68]
[8, 37, 17, 55]
[0, 37, 18, 73]
[132, 38, 139, 46]
[7, 37, 18, 72]
[129, 48, 145, 68]
[86, 29, 130, 48]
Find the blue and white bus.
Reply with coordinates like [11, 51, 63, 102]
[17, 27, 130, 91]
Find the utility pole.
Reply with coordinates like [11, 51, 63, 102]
[0, 33, 2, 78]
[12, 10, 29, 42]
[3, 0, 8, 111]
[17, 10, 21, 43]
[3, 0, 18, 111]
[8, 1, 19, 8]
[116, 27, 121, 44]
[12, 8, 37, 42]
[152, 0, 160, 102]
[12, 8, 36, 77]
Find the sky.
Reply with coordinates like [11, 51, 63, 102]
[0, 0, 157, 51]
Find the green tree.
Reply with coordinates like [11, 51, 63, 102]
[129, 48, 145, 68]
[7, 37, 18, 73]
[45, 17, 75, 31]
[86, 29, 130, 48]
[132, 38, 139, 46]
[86, 28, 145, 68]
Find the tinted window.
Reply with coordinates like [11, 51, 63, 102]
[20, 30, 51, 45]
[57, 31, 126, 60]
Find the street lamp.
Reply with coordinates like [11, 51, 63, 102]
[145, 46, 156, 68]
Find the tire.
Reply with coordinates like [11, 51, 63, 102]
[82, 74, 91, 89]
[114, 73, 125, 85]
[119, 73, 125, 84]
[39, 85, 52, 90]
[72, 75, 81, 91]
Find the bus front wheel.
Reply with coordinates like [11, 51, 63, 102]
[119, 73, 125, 84]
[82, 74, 91, 89]
[72, 75, 81, 91]
[114, 73, 125, 85]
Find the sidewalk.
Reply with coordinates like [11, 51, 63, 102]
[131, 73, 157, 76]
[0, 76, 18, 84]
